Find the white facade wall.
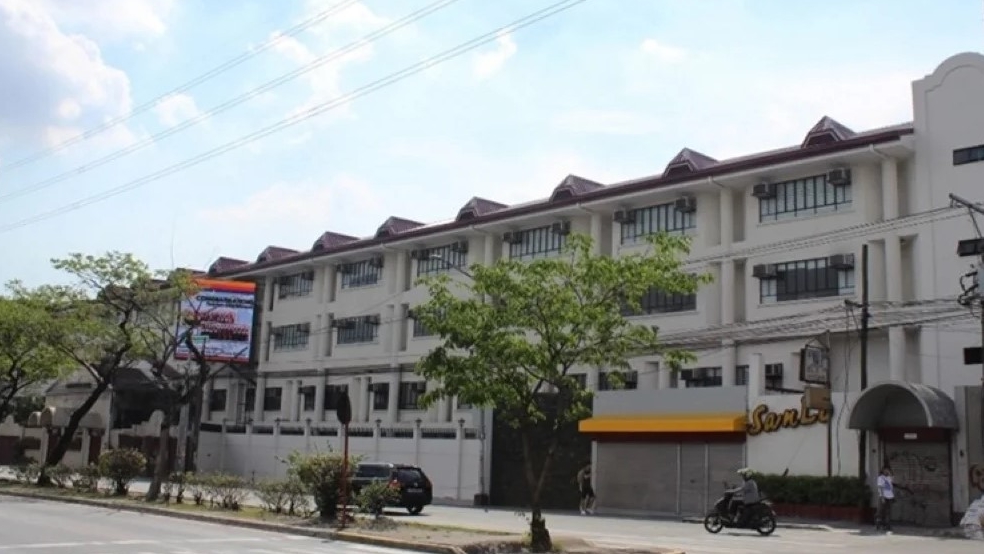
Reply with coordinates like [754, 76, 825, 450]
[200, 52, 984, 511]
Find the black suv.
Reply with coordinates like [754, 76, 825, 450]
[349, 462, 433, 515]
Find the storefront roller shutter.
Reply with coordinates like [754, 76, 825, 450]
[597, 442, 679, 514]
[679, 443, 707, 515]
[708, 442, 746, 508]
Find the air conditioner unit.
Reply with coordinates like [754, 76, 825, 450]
[551, 221, 571, 235]
[752, 264, 778, 279]
[828, 253, 856, 270]
[450, 240, 469, 253]
[368, 255, 384, 268]
[752, 182, 776, 199]
[503, 231, 521, 244]
[613, 209, 635, 223]
[674, 196, 697, 213]
[826, 168, 852, 187]
[409, 249, 424, 260]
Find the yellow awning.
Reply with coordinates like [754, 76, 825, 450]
[578, 412, 746, 434]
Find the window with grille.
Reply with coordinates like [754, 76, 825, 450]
[736, 364, 784, 389]
[244, 388, 255, 413]
[299, 385, 316, 411]
[954, 144, 984, 166]
[412, 318, 433, 337]
[416, 244, 468, 276]
[324, 385, 348, 411]
[682, 367, 722, 388]
[599, 370, 639, 391]
[619, 202, 696, 244]
[273, 323, 310, 351]
[759, 174, 851, 222]
[370, 383, 389, 410]
[622, 286, 696, 315]
[336, 317, 379, 344]
[508, 225, 567, 260]
[398, 382, 426, 410]
[339, 260, 381, 288]
[760, 257, 855, 304]
[278, 271, 314, 299]
[263, 387, 282, 411]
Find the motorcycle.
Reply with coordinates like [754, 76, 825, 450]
[703, 486, 777, 536]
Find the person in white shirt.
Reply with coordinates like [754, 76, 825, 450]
[876, 466, 895, 532]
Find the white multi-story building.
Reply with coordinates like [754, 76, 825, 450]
[199, 52, 984, 522]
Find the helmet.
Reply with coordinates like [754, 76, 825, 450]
[736, 467, 752, 477]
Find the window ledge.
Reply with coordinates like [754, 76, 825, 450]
[625, 309, 698, 320]
[340, 283, 384, 291]
[758, 207, 855, 227]
[335, 340, 381, 348]
[757, 293, 855, 310]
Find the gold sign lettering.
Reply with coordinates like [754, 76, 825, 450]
[746, 395, 833, 436]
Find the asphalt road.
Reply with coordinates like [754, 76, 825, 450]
[0, 496, 421, 554]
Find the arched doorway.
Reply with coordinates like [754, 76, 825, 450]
[848, 381, 959, 527]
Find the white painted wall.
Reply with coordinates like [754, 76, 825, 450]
[197, 425, 482, 502]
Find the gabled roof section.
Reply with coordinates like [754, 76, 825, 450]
[664, 148, 718, 177]
[312, 231, 359, 252]
[375, 216, 425, 238]
[549, 174, 605, 202]
[456, 196, 509, 221]
[208, 257, 249, 275]
[801, 116, 856, 148]
[256, 246, 298, 264]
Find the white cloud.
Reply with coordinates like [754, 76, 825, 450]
[0, 0, 134, 148]
[473, 32, 517, 80]
[33, 0, 175, 41]
[153, 93, 202, 128]
[640, 38, 687, 64]
[551, 109, 662, 136]
[198, 175, 382, 231]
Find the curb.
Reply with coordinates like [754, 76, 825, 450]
[680, 516, 833, 532]
[0, 490, 465, 554]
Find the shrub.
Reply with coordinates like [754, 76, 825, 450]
[13, 462, 41, 484]
[356, 480, 399, 518]
[184, 472, 206, 505]
[286, 451, 360, 521]
[72, 464, 101, 493]
[170, 472, 187, 503]
[98, 449, 146, 496]
[204, 473, 248, 510]
[46, 464, 73, 488]
[256, 477, 313, 516]
[753, 473, 870, 507]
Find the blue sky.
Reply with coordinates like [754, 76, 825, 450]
[0, 0, 981, 286]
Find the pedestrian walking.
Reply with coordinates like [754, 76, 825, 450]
[875, 466, 895, 533]
[577, 463, 596, 515]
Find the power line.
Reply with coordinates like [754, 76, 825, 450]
[0, 0, 591, 234]
[0, 0, 466, 204]
[0, 0, 363, 176]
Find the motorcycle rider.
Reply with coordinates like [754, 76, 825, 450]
[730, 467, 761, 526]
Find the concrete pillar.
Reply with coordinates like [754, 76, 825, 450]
[324, 266, 337, 303]
[882, 157, 899, 220]
[292, 381, 303, 422]
[719, 187, 734, 247]
[355, 376, 369, 422]
[747, 353, 765, 402]
[390, 304, 403, 355]
[314, 373, 327, 422]
[589, 213, 603, 255]
[387, 372, 400, 423]
[262, 275, 274, 312]
[282, 380, 294, 421]
[720, 259, 735, 325]
[484, 234, 496, 266]
[586, 366, 601, 391]
[885, 234, 904, 382]
[203, 378, 214, 421]
[721, 340, 736, 386]
[382, 305, 394, 354]
[254, 374, 266, 422]
[653, 361, 669, 390]
[224, 380, 237, 422]
[395, 250, 408, 292]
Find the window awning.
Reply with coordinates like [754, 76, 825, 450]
[579, 412, 747, 434]
[848, 381, 959, 431]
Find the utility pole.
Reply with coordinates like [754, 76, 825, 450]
[950, 193, 984, 455]
[857, 244, 870, 482]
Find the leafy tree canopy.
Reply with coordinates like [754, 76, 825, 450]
[414, 232, 710, 426]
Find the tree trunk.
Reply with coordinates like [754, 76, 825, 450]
[39, 379, 109, 486]
[145, 411, 173, 501]
[183, 387, 203, 472]
[520, 428, 561, 553]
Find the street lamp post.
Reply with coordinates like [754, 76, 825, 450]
[428, 254, 489, 508]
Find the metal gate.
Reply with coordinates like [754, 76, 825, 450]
[596, 440, 745, 515]
[883, 441, 952, 527]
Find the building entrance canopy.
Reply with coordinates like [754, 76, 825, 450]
[848, 381, 959, 431]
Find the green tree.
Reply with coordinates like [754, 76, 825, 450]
[413, 233, 710, 552]
[0, 287, 75, 423]
[32, 252, 186, 484]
